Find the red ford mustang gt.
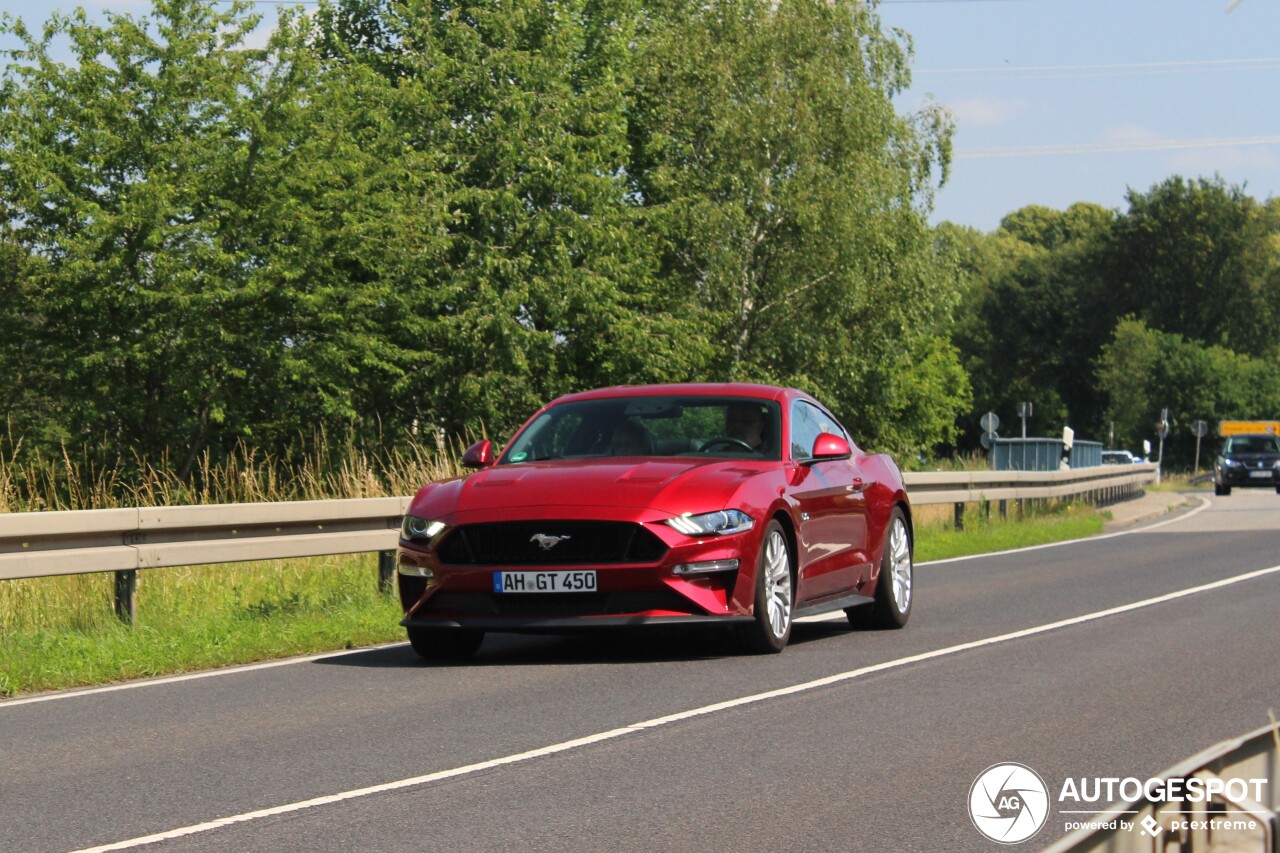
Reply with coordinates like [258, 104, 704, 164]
[396, 383, 913, 659]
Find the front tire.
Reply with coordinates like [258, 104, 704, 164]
[847, 508, 912, 630]
[407, 627, 484, 662]
[736, 520, 794, 654]
[1215, 483, 1231, 496]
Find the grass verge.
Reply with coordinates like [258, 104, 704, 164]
[0, 554, 404, 698]
[914, 504, 1105, 563]
[3, 502, 1108, 699]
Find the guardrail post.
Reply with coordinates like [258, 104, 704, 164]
[378, 550, 396, 594]
[999, 500, 1008, 519]
[114, 570, 137, 625]
[953, 502, 965, 531]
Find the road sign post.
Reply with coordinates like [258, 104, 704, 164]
[1017, 402, 1033, 439]
[1156, 408, 1170, 484]
[980, 412, 1000, 456]
[1191, 420, 1209, 474]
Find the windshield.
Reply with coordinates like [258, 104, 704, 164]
[500, 396, 783, 463]
[1225, 435, 1280, 454]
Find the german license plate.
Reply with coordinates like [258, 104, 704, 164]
[1249, 471, 1272, 479]
[493, 570, 598, 593]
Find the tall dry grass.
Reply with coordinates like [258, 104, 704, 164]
[0, 432, 461, 512]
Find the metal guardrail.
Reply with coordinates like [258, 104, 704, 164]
[906, 462, 1156, 506]
[0, 464, 1156, 620]
[1045, 721, 1280, 852]
[0, 497, 410, 582]
[0, 498, 410, 621]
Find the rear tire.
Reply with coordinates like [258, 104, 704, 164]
[735, 520, 794, 654]
[847, 508, 912, 630]
[407, 627, 484, 662]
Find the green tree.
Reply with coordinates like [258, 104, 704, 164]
[0, 1, 437, 472]
[318, 0, 710, 439]
[627, 0, 964, 455]
[948, 204, 1115, 447]
[1097, 318, 1280, 467]
[999, 202, 1114, 252]
[1093, 176, 1280, 358]
[0, 4, 300, 469]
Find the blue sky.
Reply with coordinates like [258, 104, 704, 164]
[878, 0, 1280, 230]
[2, 0, 1277, 232]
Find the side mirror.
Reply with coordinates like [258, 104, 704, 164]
[808, 433, 852, 463]
[462, 439, 495, 469]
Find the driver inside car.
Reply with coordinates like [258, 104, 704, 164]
[610, 419, 653, 457]
[724, 402, 768, 453]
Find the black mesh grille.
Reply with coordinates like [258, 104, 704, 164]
[436, 521, 667, 566]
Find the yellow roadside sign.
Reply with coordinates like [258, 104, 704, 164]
[1219, 420, 1280, 436]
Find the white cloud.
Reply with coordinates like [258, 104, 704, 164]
[945, 97, 1030, 127]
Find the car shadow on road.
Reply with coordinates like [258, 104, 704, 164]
[312, 620, 857, 669]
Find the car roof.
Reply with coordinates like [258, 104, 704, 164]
[549, 383, 803, 406]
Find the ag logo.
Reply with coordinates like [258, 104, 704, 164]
[968, 763, 1050, 844]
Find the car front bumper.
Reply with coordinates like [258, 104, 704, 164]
[395, 511, 763, 631]
[1216, 467, 1280, 487]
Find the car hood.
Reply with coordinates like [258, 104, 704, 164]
[413, 458, 771, 519]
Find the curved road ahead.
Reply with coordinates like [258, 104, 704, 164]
[3, 489, 1279, 852]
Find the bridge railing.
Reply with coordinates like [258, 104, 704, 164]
[1044, 720, 1280, 852]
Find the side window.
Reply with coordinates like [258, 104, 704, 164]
[790, 401, 847, 460]
[790, 402, 823, 460]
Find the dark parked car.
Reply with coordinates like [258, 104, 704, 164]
[1213, 433, 1280, 496]
[395, 383, 913, 660]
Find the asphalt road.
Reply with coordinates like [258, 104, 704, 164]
[3, 489, 1279, 853]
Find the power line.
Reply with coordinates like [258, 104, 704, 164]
[915, 57, 1280, 82]
[955, 134, 1280, 159]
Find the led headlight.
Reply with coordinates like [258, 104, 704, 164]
[665, 509, 754, 536]
[401, 515, 448, 545]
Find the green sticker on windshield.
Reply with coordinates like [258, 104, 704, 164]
[511, 452, 527, 462]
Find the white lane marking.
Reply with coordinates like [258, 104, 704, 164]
[0, 494, 1215, 709]
[67, 560, 1280, 853]
[921, 493, 1211, 566]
